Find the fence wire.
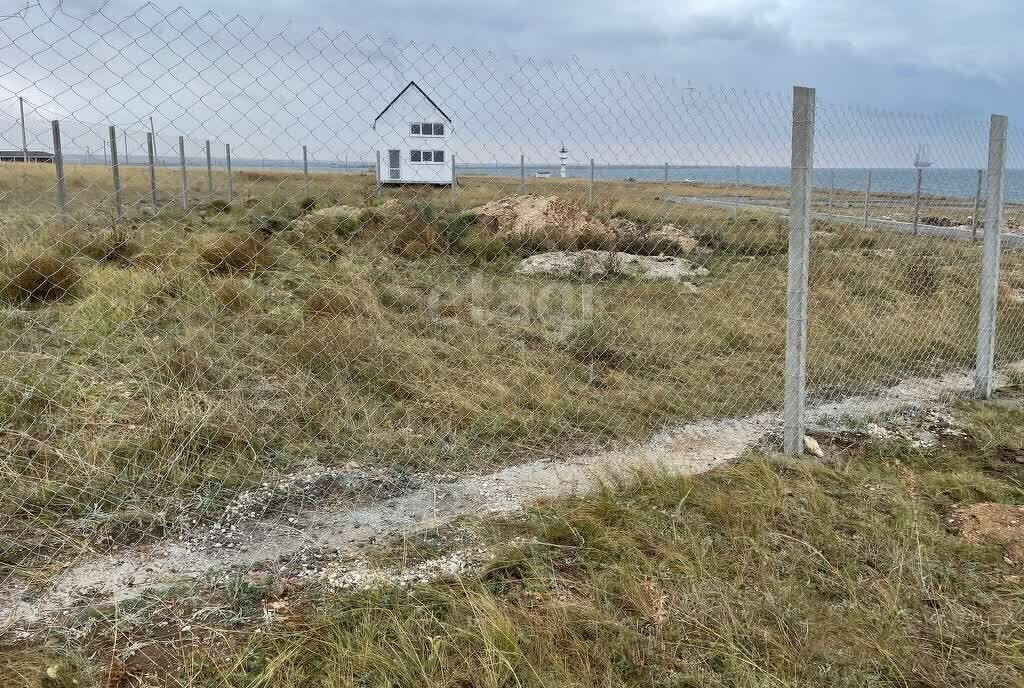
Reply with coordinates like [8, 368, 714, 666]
[0, 0, 1021, 638]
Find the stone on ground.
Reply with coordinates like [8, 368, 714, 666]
[517, 249, 708, 281]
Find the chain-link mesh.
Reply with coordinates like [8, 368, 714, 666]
[0, 0, 1021, 636]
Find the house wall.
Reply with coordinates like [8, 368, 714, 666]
[375, 86, 453, 185]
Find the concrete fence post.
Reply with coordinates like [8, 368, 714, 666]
[520, 153, 525, 193]
[972, 168, 983, 241]
[225, 144, 233, 203]
[20, 96, 28, 163]
[974, 114, 1009, 399]
[205, 140, 214, 197]
[450, 152, 457, 202]
[784, 85, 815, 456]
[51, 120, 67, 222]
[589, 158, 594, 207]
[146, 132, 158, 211]
[862, 169, 872, 230]
[912, 168, 923, 235]
[178, 136, 188, 210]
[302, 145, 309, 197]
[733, 165, 740, 219]
[109, 126, 124, 224]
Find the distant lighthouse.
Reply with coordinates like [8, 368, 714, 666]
[558, 144, 569, 178]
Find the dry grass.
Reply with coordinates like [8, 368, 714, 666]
[198, 232, 277, 274]
[11, 402, 1024, 687]
[2, 162, 1024, 583]
[1, 250, 81, 303]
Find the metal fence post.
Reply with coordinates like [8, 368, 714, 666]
[178, 136, 188, 210]
[974, 114, 1009, 399]
[589, 158, 594, 207]
[862, 169, 872, 230]
[972, 168, 983, 241]
[205, 139, 213, 197]
[123, 130, 129, 166]
[827, 170, 835, 212]
[109, 125, 124, 223]
[302, 145, 309, 197]
[375, 150, 381, 198]
[912, 168, 923, 235]
[225, 143, 233, 203]
[520, 153, 525, 193]
[51, 120, 66, 221]
[663, 162, 668, 197]
[784, 86, 815, 456]
[146, 132, 158, 211]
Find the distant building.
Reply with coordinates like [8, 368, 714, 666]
[373, 81, 453, 186]
[0, 150, 53, 163]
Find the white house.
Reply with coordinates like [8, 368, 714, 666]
[373, 81, 454, 186]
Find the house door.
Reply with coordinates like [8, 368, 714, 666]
[388, 149, 400, 180]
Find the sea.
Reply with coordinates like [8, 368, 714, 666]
[60, 154, 1024, 203]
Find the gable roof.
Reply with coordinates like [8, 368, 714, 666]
[373, 80, 452, 127]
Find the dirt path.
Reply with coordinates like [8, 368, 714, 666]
[0, 367, 993, 632]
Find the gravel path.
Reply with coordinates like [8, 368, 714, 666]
[0, 366, 996, 633]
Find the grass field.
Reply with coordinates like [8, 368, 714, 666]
[4, 399, 1024, 686]
[3, 162, 1024, 584]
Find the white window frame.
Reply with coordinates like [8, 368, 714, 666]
[410, 122, 445, 137]
[410, 149, 446, 165]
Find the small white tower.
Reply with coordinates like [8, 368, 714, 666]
[558, 144, 569, 178]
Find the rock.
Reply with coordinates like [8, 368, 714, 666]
[608, 218, 699, 254]
[999, 282, 1024, 304]
[517, 250, 708, 281]
[803, 435, 825, 458]
[649, 224, 699, 253]
[472, 194, 613, 244]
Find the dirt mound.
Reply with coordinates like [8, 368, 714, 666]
[955, 502, 1024, 564]
[473, 194, 612, 242]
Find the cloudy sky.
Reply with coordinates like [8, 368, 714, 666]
[50, 0, 1016, 117]
[1, 0, 1019, 167]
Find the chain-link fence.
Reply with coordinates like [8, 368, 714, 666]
[0, 1, 1020, 631]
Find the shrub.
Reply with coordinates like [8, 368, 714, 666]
[461, 232, 509, 263]
[299, 196, 317, 214]
[563, 321, 625, 367]
[335, 216, 361, 237]
[2, 251, 81, 304]
[390, 225, 447, 257]
[250, 215, 290, 234]
[56, 228, 140, 264]
[435, 211, 477, 247]
[198, 233, 276, 275]
[199, 199, 232, 214]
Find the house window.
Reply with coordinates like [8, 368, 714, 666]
[410, 122, 444, 136]
[410, 150, 446, 164]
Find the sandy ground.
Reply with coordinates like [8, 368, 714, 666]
[0, 366, 1002, 636]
